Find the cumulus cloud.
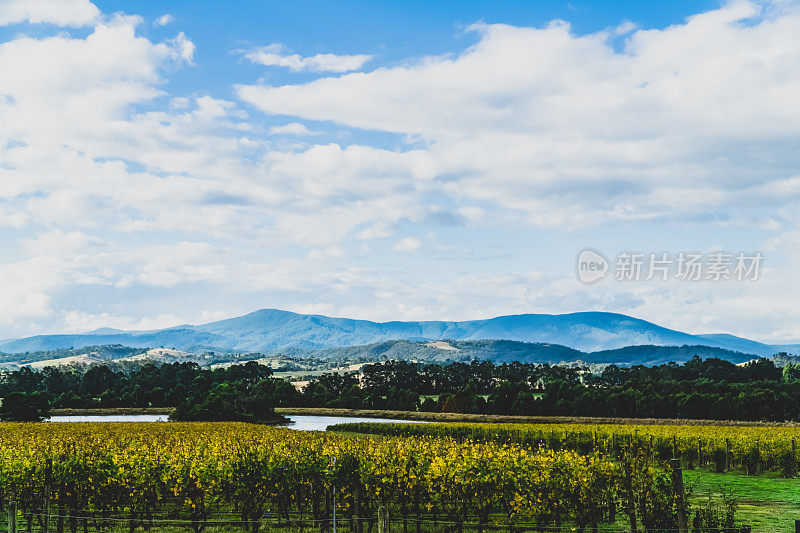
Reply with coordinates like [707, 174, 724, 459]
[154, 14, 174, 27]
[394, 237, 422, 253]
[5, 0, 800, 341]
[0, 15, 195, 147]
[62, 311, 183, 333]
[268, 122, 322, 136]
[238, 2, 800, 228]
[168, 32, 195, 62]
[0, 3, 433, 336]
[243, 43, 372, 72]
[20, 229, 97, 257]
[0, 0, 99, 27]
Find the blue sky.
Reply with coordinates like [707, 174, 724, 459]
[1, 0, 799, 342]
[92, 1, 720, 89]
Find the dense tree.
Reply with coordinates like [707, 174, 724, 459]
[784, 362, 800, 382]
[0, 354, 798, 422]
[171, 381, 287, 423]
[0, 391, 51, 421]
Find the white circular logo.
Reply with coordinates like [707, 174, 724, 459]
[576, 249, 608, 284]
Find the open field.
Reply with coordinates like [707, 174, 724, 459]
[684, 468, 800, 533]
[273, 363, 370, 380]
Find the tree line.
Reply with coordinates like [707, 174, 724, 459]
[306, 356, 800, 421]
[0, 355, 798, 422]
[0, 362, 294, 422]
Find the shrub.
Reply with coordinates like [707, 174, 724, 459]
[0, 391, 51, 422]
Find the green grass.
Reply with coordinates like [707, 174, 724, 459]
[684, 468, 800, 532]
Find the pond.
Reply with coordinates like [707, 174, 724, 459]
[282, 415, 422, 431]
[47, 414, 421, 430]
[48, 414, 170, 422]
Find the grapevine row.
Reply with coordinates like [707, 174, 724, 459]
[0, 422, 696, 532]
[328, 422, 800, 475]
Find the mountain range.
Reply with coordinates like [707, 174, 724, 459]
[0, 309, 794, 359]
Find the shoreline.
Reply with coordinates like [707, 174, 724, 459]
[275, 407, 800, 427]
[51, 407, 174, 416]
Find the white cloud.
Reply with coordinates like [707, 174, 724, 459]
[0, 15, 195, 149]
[394, 237, 421, 253]
[0, 0, 99, 27]
[356, 223, 392, 240]
[21, 229, 97, 257]
[244, 43, 372, 72]
[4, 0, 800, 343]
[62, 311, 183, 333]
[238, 2, 800, 228]
[168, 32, 195, 62]
[154, 14, 174, 27]
[0, 257, 60, 327]
[614, 21, 637, 35]
[269, 122, 322, 136]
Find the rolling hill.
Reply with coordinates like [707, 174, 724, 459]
[300, 339, 755, 366]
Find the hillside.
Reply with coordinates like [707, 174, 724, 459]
[297, 339, 754, 366]
[0, 339, 755, 368]
[0, 308, 783, 357]
[300, 339, 584, 363]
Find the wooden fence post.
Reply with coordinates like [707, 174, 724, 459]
[697, 438, 702, 467]
[756, 439, 761, 474]
[725, 439, 731, 472]
[7, 501, 16, 533]
[44, 459, 51, 533]
[670, 459, 688, 533]
[623, 458, 637, 533]
[377, 507, 389, 533]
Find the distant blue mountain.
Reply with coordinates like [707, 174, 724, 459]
[0, 329, 226, 354]
[771, 343, 800, 354]
[0, 308, 782, 356]
[695, 333, 775, 355]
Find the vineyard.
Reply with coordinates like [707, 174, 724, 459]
[328, 422, 800, 477]
[0, 422, 735, 533]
